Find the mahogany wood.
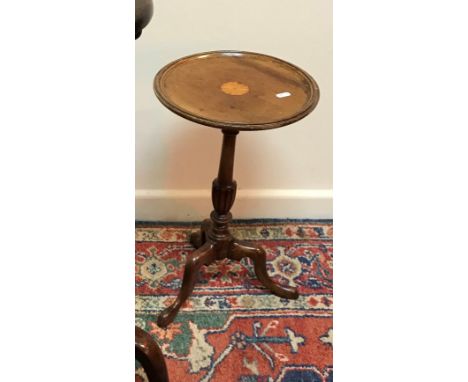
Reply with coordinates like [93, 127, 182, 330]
[153, 51, 319, 131]
[157, 129, 299, 328]
[153, 51, 318, 327]
[135, 326, 169, 382]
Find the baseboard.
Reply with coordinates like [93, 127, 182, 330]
[135, 188, 333, 221]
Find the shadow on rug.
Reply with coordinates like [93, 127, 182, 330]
[135, 220, 333, 382]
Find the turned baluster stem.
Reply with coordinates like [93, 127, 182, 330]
[210, 129, 239, 241]
[217, 129, 238, 184]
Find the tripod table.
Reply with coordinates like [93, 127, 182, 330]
[153, 50, 320, 327]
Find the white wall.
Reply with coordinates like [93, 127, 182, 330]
[136, 0, 332, 221]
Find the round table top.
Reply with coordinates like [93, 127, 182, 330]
[153, 51, 320, 131]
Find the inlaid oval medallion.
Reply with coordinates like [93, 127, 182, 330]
[221, 81, 250, 96]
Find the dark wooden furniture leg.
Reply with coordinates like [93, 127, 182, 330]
[157, 242, 216, 327]
[189, 219, 211, 249]
[157, 129, 298, 328]
[228, 240, 298, 299]
[135, 326, 169, 382]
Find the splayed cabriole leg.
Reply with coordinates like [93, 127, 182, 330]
[228, 240, 299, 299]
[190, 219, 211, 249]
[157, 242, 216, 328]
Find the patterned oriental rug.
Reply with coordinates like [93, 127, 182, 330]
[135, 220, 333, 382]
